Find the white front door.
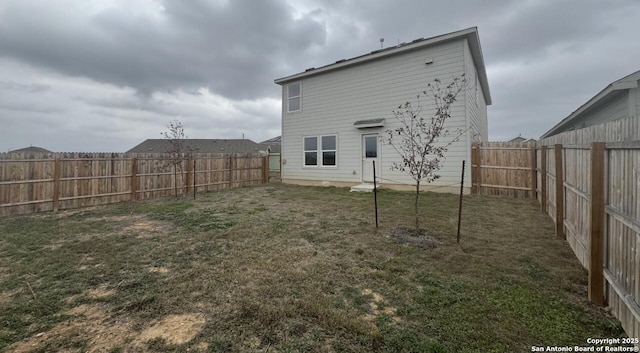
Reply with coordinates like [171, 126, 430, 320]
[362, 134, 379, 182]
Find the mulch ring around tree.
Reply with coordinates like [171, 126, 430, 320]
[387, 227, 440, 249]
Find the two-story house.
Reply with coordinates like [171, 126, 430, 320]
[275, 27, 491, 192]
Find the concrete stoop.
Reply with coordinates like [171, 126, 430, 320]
[349, 183, 379, 192]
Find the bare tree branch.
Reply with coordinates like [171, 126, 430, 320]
[383, 75, 467, 230]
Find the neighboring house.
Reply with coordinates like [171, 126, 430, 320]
[274, 27, 491, 192]
[508, 136, 536, 143]
[541, 69, 640, 138]
[260, 136, 281, 172]
[127, 139, 268, 154]
[259, 136, 281, 153]
[8, 146, 53, 154]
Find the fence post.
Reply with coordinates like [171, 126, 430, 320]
[554, 144, 564, 239]
[185, 156, 193, 194]
[589, 142, 605, 306]
[131, 157, 138, 200]
[540, 146, 547, 213]
[471, 143, 480, 194]
[530, 145, 537, 198]
[263, 155, 269, 184]
[229, 155, 234, 189]
[52, 157, 61, 212]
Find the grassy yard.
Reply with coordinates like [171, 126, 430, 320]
[0, 183, 626, 352]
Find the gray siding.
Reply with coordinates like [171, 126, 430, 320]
[281, 39, 475, 187]
[462, 39, 488, 186]
[570, 92, 630, 130]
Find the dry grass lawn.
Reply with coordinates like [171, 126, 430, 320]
[0, 183, 628, 352]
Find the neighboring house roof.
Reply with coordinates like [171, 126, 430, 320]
[509, 136, 526, 142]
[8, 146, 53, 153]
[261, 136, 281, 143]
[259, 136, 281, 154]
[127, 139, 268, 154]
[541, 69, 640, 138]
[274, 27, 491, 105]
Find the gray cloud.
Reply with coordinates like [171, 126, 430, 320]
[1, 0, 640, 152]
[0, 0, 326, 99]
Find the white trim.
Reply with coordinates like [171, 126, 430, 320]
[303, 136, 317, 167]
[320, 134, 338, 168]
[361, 133, 380, 182]
[302, 134, 338, 168]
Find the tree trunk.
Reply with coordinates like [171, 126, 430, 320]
[415, 181, 420, 231]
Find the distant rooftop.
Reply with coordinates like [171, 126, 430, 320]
[127, 139, 268, 154]
[8, 146, 53, 153]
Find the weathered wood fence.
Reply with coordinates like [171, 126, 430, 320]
[472, 115, 640, 339]
[471, 141, 537, 197]
[0, 152, 269, 217]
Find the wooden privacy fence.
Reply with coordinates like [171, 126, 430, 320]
[538, 137, 640, 339]
[0, 152, 269, 217]
[471, 141, 537, 197]
[471, 116, 640, 339]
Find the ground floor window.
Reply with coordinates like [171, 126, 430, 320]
[303, 135, 337, 167]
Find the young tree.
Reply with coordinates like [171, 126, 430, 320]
[161, 120, 195, 198]
[383, 75, 467, 231]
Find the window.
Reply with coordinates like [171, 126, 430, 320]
[303, 135, 337, 167]
[364, 136, 377, 158]
[304, 137, 317, 166]
[321, 135, 336, 166]
[288, 82, 301, 112]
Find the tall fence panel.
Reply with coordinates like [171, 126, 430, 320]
[471, 141, 537, 197]
[0, 152, 268, 218]
[470, 116, 640, 339]
[538, 116, 640, 339]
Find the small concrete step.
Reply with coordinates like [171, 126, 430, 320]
[350, 183, 378, 192]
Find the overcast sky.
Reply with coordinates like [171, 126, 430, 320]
[1, 0, 639, 152]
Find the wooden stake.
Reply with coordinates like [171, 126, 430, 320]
[457, 160, 465, 243]
[373, 160, 378, 229]
[589, 142, 605, 305]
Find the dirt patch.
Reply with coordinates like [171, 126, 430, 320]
[148, 266, 170, 274]
[7, 303, 204, 352]
[134, 314, 206, 345]
[6, 304, 132, 353]
[86, 285, 116, 299]
[196, 341, 209, 352]
[387, 227, 439, 249]
[361, 288, 401, 323]
[125, 217, 167, 238]
[0, 288, 21, 306]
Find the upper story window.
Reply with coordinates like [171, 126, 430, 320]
[288, 82, 301, 112]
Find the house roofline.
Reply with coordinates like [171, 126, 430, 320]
[540, 69, 640, 139]
[274, 27, 491, 105]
